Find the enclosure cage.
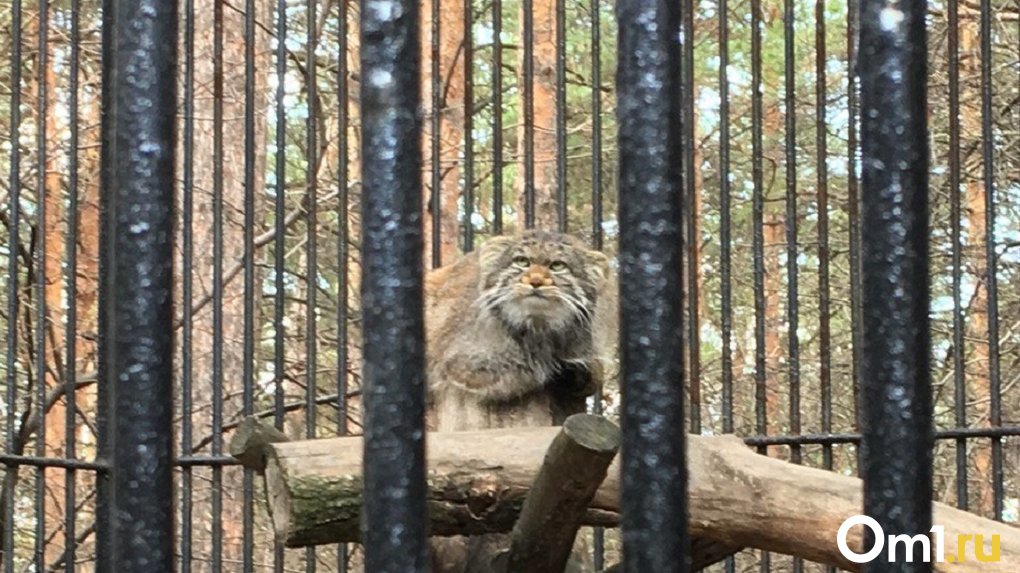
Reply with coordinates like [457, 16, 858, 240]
[0, 0, 1018, 569]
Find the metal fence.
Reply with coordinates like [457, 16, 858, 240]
[1, 0, 1018, 569]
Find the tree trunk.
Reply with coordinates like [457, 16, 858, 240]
[959, 17, 995, 518]
[184, 0, 272, 566]
[763, 213, 784, 453]
[39, 34, 69, 565]
[516, 0, 559, 230]
[422, 0, 465, 265]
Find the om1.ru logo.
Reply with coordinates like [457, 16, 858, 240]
[837, 515, 1001, 564]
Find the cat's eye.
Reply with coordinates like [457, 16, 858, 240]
[549, 261, 568, 273]
[512, 255, 531, 268]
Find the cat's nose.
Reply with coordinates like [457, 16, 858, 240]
[522, 267, 553, 288]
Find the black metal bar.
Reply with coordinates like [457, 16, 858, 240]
[100, 0, 178, 566]
[211, 0, 225, 567]
[464, 0, 475, 249]
[859, 0, 932, 566]
[336, 1, 351, 568]
[242, 0, 257, 567]
[94, 0, 115, 566]
[522, 0, 535, 227]
[783, 0, 801, 475]
[718, 0, 733, 440]
[555, 0, 567, 232]
[272, 0, 287, 567]
[615, 0, 687, 568]
[2, 0, 22, 567]
[33, 0, 50, 566]
[64, 0, 81, 568]
[168, 424, 1020, 462]
[683, 0, 699, 436]
[743, 426, 1020, 447]
[590, 0, 604, 565]
[306, 1, 320, 567]
[430, 0, 441, 265]
[754, 0, 771, 539]
[814, 0, 834, 524]
[0, 456, 108, 472]
[847, 0, 862, 434]
[338, 0, 351, 446]
[492, 0, 504, 235]
[751, 0, 765, 443]
[273, 0, 287, 432]
[978, 0, 1004, 521]
[174, 456, 243, 467]
[590, 0, 602, 251]
[947, 0, 966, 512]
[359, 0, 429, 567]
[180, 0, 195, 568]
[305, 0, 320, 444]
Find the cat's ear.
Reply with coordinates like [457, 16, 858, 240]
[477, 235, 517, 270]
[585, 249, 611, 287]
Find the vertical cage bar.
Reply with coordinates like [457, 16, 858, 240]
[359, 0, 429, 566]
[33, 0, 50, 566]
[718, 2, 734, 566]
[306, 0, 320, 567]
[978, 0, 1003, 521]
[751, 0, 766, 444]
[242, 0, 257, 567]
[492, 0, 504, 234]
[273, 0, 287, 434]
[615, 0, 687, 568]
[718, 0, 732, 439]
[210, 0, 225, 566]
[814, 0, 833, 483]
[846, 0, 862, 433]
[682, 0, 700, 436]
[180, 0, 196, 566]
[305, 0, 319, 447]
[783, 0, 801, 473]
[590, 0, 602, 251]
[336, 2, 351, 569]
[430, 0, 441, 265]
[100, 0, 178, 565]
[63, 0, 82, 568]
[522, 0, 536, 227]
[555, 0, 567, 232]
[590, 0, 604, 564]
[752, 1, 769, 564]
[814, 2, 833, 568]
[2, 0, 23, 566]
[94, 0, 115, 567]
[947, 0, 966, 511]
[858, 0, 932, 566]
[464, 0, 476, 249]
[272, 0, 287, 568]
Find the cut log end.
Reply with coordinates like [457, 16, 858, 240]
[229, 416, 291, 472]
[505, 414, 621, 573]
[561, 413, 621, 456]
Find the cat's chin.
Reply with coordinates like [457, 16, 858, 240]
[498, 298, 574, 333]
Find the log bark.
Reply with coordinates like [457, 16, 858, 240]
[259, 426, 1019, 573]
[504, 414, 620, 573]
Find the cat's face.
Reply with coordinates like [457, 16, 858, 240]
[476, 230, 609, 333]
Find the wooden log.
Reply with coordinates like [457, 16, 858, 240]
[262, 426, 1019, 573]
[229, 416, 291, 472]
[504, 414, 620, 573]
